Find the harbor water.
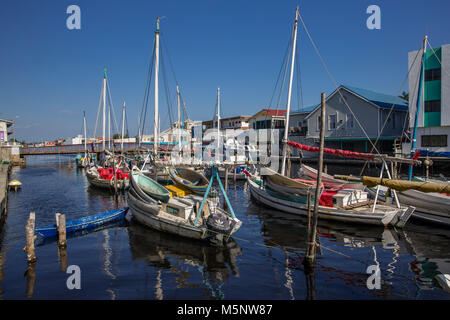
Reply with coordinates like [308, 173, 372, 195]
[0, 155, 449, 299]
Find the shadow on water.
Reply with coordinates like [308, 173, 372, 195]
[126, 219, 242, 300]
[245, 190, 450, 298]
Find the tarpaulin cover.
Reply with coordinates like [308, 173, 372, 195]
[319, 189, 339, 207]
[97, 168, 129, 180]
[361, 176, 450, 193]
[287, 140, 375, 161]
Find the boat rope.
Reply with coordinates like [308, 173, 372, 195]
[297, 12, 383, 158]
[139, 37, 156, 148]
[359, 45, 422, 175]
[93, 79, 104, 141]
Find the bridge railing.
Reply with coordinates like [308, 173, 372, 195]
[20, 142, 177, 155]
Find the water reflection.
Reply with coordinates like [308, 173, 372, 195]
[126, 220, 242, 299]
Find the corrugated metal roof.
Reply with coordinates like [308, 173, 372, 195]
[290, 104, 318, 115]
[342, 85, 408, 111]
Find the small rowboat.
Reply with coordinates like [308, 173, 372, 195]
[35, 207, 128, 238]
[168, 167, 210, 196]
[8, 179, 22, 191]
[131, 170, 171, 203]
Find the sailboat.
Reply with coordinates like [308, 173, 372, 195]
[246, 7, 414, 227]
[86, 70, 130, 191]
[127, 17, 242, 244]
[76, 111, 91, 168]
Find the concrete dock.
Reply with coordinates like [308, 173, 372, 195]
[0, 164, 8, 220]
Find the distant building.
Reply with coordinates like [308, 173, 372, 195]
[202, 116, 250, 131]
[295, 85, 408, 155]
[0, 119, 13, 144]
[249, 109, 286, 130]
[407, 43, 450, 155]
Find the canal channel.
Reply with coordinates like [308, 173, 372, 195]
[0, 155, 449, 299]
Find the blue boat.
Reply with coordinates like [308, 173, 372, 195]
[35, 207, 128, 238]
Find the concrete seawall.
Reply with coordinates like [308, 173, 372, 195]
[0, 164, 8, 220]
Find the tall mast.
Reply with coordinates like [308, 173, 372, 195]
[409, 35, 427, 180]
[153, 17, 160, 158]
[121, 101, 126, 152]
[83, 111, 87, 158]
[177, 85, 181, 152]
[102, 69, 107, 151]
[217, 87, 221, 162]
[281, 7, 299, 176]
[108, 105, 111, 150]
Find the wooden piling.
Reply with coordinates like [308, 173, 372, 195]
[224, 167, 229, 191]
[304, 92, 326, 268]
[58, 245, 68, 271]
[25, 212, 36, 264]
[56, 213, 67, 248]
[233, 165, 237, 184]
[25, 261, 36, 298]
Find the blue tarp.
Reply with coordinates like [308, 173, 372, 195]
[418, 149, 450, 158]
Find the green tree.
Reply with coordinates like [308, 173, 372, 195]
[399, 91, 409, 102]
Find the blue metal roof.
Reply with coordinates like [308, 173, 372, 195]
[290, 104, 318, 115]
[342, 85, 408, 111]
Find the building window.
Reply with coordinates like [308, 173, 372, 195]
[425, 100, 441, 113]
[317, 116, 321, 131]
[422, 135, 447, 147]
[328, 114, 336, 130]
[347, 114, 354, 129]
[425, 68, 441, 82]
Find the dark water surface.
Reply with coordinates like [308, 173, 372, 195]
[0, 155, 449, 299]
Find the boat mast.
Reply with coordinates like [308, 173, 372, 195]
[408, 35, 427, 181]
[108, 105, 111, 151]
[121, 101, 125, 152]
[83, 111, 87, 159]
[102, 69, 107, 152]
[177, 85, 181, 152]
[217, 87, 221, 162]
[281, 7, 299, 176]
[154, 17, 160, 159]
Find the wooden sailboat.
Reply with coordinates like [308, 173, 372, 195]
[168, 167, 210, 196]
[299, 163, 365, 190]
[127, 18, 241, 244]
[246, 7, 415, 227]
[131, 170, 170, 203]
[128, 167, 241, 244]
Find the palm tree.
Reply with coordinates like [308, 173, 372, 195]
[399, 91, 409, 102]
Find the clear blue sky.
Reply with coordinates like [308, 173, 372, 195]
[1, 0, 449, 141]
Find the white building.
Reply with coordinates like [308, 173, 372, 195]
[407, 42, 450, 156]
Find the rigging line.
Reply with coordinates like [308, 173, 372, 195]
[426, 39, 450, 84]
[106, 80, 120, 135]
[295, 41, 304, 111]
[161, 35, 180, 88]
[93, 82, 103, 140]
[140, 38, 156, 144]
[261, 36, 292, 135]
[359, 47, 422, 175]
[276, 38, 292, 111]
[268, 39, 292, 108]
[160, 50, 174, 127]
[298, 12, 383, 157]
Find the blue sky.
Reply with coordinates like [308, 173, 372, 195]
[1, 0, 449, 141]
